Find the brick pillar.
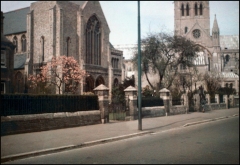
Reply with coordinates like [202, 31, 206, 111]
[159, 88, 170, 116]
[194, 94, 200, 112]
[124, 86, 137, 120]
[94, 84, 109, 124]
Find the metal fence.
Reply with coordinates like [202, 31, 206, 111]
[1, 94, 99, 116]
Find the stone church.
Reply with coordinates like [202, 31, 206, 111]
[2, 1, 123, 95]
[122, 1, 239, 94]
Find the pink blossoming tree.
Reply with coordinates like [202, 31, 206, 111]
[28, 56, 87, 94]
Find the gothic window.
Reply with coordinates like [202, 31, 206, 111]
[185, 27, 188, 34]
[86, 15, 101, 65]
[186, 4, 189, 16]
[181, 4, 184, 16]
[21, 35, 26, 52]
[13, 36, 18, 53]
[1, 50, 6, 67]
[66, 37, 71, 57]
[1, 82, 5, 94]
[194, 3, 198, 16]
[225, 54, 230, 63]
[40, 36, 45, 62]
[192, 29, 201, 38]
[199, 3, 203, 15]
[114, 78, 118, 87]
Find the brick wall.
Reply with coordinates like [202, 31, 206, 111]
[1, 110, 101, 136]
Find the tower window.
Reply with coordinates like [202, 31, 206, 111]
[186, 4, 189, 16]
[185, 27, 188, 34]
[195, 3, 198, 16]
[181, 4, 184, 16]
[199, 3, 203, 15]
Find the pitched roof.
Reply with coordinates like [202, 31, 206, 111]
[70, 1, 86, 8]
[220, 35, 239, 50]
[3, 7, 29, 35]
[14, 53, 27, 69]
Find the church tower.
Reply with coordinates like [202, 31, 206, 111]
[174, 1, 212, 47]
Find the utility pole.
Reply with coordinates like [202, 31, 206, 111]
[137, 1, 142, 130]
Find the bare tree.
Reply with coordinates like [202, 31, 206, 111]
[132, 32, 201, 91]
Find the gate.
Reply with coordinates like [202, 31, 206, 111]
[109, 96, 129, 121]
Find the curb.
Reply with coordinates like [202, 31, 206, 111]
[1, 131, 152, 163]
[183, 114, 238, 127]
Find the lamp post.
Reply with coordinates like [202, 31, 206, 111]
[137, 1, 142, 130]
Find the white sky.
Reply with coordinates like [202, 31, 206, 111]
[1, 1, 239, 46]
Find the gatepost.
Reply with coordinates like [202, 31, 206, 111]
[215, 94, 219, 104]
[124, 86, 137, 120]
[223, 95, 228, 109]
[206, 94, 210, 104]
[159, 88, 170, 116]
[93, 84, 109, 124]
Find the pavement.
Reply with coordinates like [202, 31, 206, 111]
[1, 107, 239, 163]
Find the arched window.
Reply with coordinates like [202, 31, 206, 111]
[40, 36, 45, 62]
[181, 4, 184, 16]
[86, 15, 101, 65]
[186, 4, 189, 16]
[199, 3, 203, 15]
[13, 36, 18, 53]
[185, 27, 188, 34]
[66, 37, 71, 57]
[225, 54, 230, 63]
[114, 78, 118, 87]
[21, 35, 26, 52]
[195, 3, 198, 16]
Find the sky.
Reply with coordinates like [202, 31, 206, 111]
[1, 1, 239, 46]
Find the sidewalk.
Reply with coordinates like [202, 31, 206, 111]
[1, 108, 239, 163]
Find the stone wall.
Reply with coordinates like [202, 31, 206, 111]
[1, 110, 100, 136]
[141, 106, 165, 118]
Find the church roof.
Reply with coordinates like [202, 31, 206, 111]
[3, 7, 29, 35]
[220, 35, 239, 50]
[14, 53, 27, 69]
[70, 1, 87, 8]
[221, 72, 239, 79]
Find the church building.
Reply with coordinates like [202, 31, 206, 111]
[174, 1, 239, 93]
[2, 1, 123, 95]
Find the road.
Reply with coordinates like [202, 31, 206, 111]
[4, 116, 239, 164]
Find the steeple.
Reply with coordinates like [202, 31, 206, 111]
[212, 14, 219, 33]
[212, 14, 220, 47]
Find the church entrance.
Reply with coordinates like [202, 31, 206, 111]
[85, 76, 94, 93]
[95, 76, 105, 87]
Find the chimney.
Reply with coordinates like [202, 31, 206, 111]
[1, 11, 4, 34]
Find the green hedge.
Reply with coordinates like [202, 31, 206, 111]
[1, 94, 99, 116]
[138, 97, 164, 107]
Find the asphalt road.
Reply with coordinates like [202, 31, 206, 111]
[4, 116, 239, 164]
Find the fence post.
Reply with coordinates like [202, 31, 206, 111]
[94, 84, 109, 124]
[124, 86, 137, 120]
[159, 88, 170, 116]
